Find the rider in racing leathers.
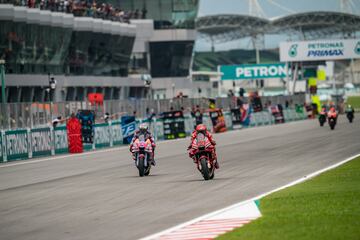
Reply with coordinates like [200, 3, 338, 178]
[327, 106, 338, 122]
[188, 124, 219, 169]
[130, 123, 156, 165]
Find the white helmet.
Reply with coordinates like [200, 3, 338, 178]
[139, 123, 148, 133]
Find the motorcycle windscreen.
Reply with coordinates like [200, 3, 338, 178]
[196, 132, 205, 142]
[138, 134, 145, 142]
[196, 133, 208, 149]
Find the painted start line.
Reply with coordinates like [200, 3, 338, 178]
[140, 153, 360, 240]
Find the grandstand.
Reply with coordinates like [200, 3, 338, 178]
[0, 0, 201, 102]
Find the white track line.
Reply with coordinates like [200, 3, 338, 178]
[0, 146, 128, 168]
[140, 153, 360, 240]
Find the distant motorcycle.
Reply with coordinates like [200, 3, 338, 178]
[189, 132, 216, 180]
[318, 109, 327, 127]
[347, 111, 354, 123]
[327, 111, 337, 130]
[131, 135, 153, 177]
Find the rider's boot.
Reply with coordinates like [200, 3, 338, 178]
[213, 151, 219, 169]
[151, 151, 156, 166]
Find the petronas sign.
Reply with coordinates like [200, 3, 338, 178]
[280, 39, 360, 62]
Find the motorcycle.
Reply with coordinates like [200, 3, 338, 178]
[318, 110, 327, 127]
[327, 111, 337, 130]
[189, 132, 216, 180]
[347, 111, 354, 123]
[132, 135, 153, 177]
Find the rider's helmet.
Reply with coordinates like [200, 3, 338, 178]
[195, 124, 207, 134]
[139, 123, 148, 133]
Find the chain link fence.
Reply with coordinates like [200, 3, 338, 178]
[0, 94, 305, 130]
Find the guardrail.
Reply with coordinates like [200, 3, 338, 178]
[0, 109, 306, 163]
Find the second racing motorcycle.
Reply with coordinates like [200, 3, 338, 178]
[318, 108, 327, 127]
[131, 134, 153, 177]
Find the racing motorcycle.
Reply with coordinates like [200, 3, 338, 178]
[347, 111, 354, 123]
[131, 135, 153, 177]
[189, 132, 216, 180]
[318, 108, 327, 127]
[327, 111, 337, 130]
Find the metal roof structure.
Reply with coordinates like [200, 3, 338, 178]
[196, 11, 360, 43]
[196, 14, 270, 42]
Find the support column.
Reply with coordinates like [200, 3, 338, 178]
[292, 62, 299, 95]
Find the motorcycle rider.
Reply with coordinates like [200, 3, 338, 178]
[327, 106, 338, 121]
[130, 123, 156, 166]
[345, 104, 355, 121]
[320, 104, 328, 113]
[188, 124, 219, 169]
[345, 104, 355, 115]
[318, 104, 327, 126]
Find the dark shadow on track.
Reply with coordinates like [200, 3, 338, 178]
[175, 177, 233, 183]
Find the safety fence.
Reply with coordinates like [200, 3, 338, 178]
[0, 109, 307, 163]
[0, 95, 306, 130]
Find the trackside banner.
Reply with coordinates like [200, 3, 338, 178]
[280, 39, 360, 62]
[220, 63, 288, 80]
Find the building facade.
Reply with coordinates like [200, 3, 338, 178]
[0, 0, 212, 102]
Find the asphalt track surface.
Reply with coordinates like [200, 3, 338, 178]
[0, 116, 359, 240]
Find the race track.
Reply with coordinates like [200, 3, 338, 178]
[0, 116, 359, 240]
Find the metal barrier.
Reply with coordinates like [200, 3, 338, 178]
[0, 109, 306, 163]
[0, 94, 306, 130]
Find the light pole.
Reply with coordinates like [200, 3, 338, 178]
[48, 73, 56, 122]
[0, 59, 7, 129]
[141, 73, 152, 99]
[171, 83, 175, 99]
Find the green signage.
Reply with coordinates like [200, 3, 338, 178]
[54, 126, 69, 154]
[31, 128, 52, 157]
[0, 132, 3, 162]
[5, 129, 29, 161]
[220, 63, 288, 80]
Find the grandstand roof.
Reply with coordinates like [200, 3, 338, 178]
[196, 11, 360, 43]
[196, 14, 269, 42]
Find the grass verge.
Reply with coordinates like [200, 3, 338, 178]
[217, 156, 360, 240]
[346, 96, 360, 110]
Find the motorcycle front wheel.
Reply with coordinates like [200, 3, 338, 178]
[200, 158, 211, 180]
[137, 157, 145, 177]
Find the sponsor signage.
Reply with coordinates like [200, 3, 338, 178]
[280, 39, 360, 62]
[5, 130, 29, 160]
[220, 63, 288, 80]
[31, 128, 52, 157]
[94, 123, 111, 148]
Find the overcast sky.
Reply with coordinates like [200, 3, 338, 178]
[198, 0, 360, 17]
[195, 0, 360, 51]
